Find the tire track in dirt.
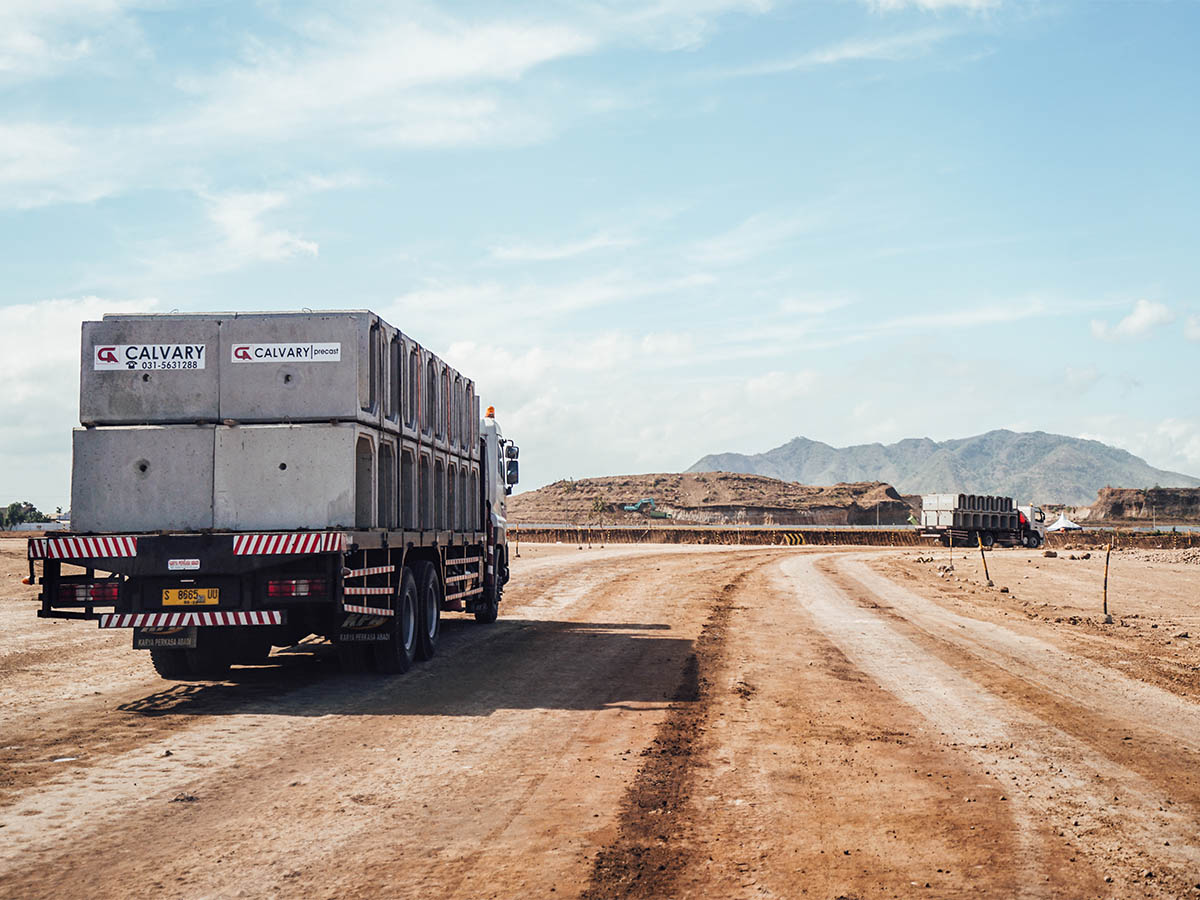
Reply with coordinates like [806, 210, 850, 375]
[580, 570, 752, 900]
[787, 553, 1200, 899]
[0, 548, 768, 900]
[823, 556, 1200, 814]
[0, 547, 669, 810]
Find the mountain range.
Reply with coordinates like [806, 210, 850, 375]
[687, 430, 1200, 506]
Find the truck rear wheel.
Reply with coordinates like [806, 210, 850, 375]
[980, 532, 995, 549]
[149, 648, 193, 680]
[414, 562, 441, 661]
[474, 582, 500, 624]
[374, 569, 418, 674]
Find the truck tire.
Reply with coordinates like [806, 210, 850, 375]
[149, 648, 193, 680]
[413, 561, 441, 662]
[474, 581, 500, 624]
[981, 532, 995, 549]
[374, 569, 418, 674]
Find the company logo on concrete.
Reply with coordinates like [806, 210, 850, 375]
[93, 344, 207, 371]
[230, 342, 342, 363]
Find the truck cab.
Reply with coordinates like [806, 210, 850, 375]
[1016, 505, 1047, 548]
[481, 407, 519, 592]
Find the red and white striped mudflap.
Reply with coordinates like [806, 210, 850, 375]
[343, 603, 394, 617]
[29, 535, 138, 560]
[98, 611, 284, 628]
[232, 532, 349, 556]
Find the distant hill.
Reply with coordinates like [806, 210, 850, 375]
[687, 430, 1200, 506]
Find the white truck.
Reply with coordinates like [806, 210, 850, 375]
[919, 493, 1046, 548]
[26, 310, 519, 679]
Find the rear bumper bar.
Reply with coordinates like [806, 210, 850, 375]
[97, 611, 285, 628]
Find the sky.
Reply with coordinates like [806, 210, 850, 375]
[2, 0, 1199, 512]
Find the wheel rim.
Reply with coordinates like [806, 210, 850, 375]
[402, 594, 416, 650]
[425, 585, 438, 640]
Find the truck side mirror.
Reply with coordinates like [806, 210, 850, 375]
[505, 444, 519, 460]
[505, 459, 519, 487]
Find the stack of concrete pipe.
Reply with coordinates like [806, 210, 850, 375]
[71, 311, 480, 534]
[920, 493, 1019, 531]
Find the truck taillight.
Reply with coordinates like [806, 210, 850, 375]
[266, 578, 327, 598]
[58, 582, 120, 604]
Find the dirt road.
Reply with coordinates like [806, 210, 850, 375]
[2, 539, 1198, 899]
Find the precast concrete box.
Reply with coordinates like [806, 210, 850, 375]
[80, 316, 221, 425]
[922, 494, 958, 512]
[218, 312, 383, 426]
[213, 423, 382, 531]
[70, 426, 216, 533]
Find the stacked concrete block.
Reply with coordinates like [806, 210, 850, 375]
[80, 316, 222, 425]
[70, 426, 216, 532]
[72, 311, 481, 534]
[921, 493, 1020, 532]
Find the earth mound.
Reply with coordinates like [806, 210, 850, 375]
[508, 472, 913, 526]
[1076, 487, 1200, 525]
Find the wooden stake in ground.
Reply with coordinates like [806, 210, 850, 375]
[1103, 540, 1114, 624]
[977, 532, 993, 586]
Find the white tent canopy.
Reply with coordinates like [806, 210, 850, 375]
[1046, 512, 1082, 532]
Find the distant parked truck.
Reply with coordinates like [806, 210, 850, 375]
[27, 310, 520, 680]
[919, 493, 1046, 548]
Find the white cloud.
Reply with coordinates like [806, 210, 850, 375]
[1080, 418, 1200, 479]
[384, 270, 715, 335]
[0, 0, 148, 81]
[0, 123, 118, 209]
[1185, 315, 1200, 341]
[864, 0, 998, 10]
[175, 18, 592, 148]
[778, 294, 853, 316]
[130, 175, 360, 280]
[578, 0, 773, 52]
[688, 212, 820, 264]
[1063, 365, 1099, 392]
[0, 295, 159, 508]
[0, 4, 774, 210]
[719, 27, 956, 77]
[490, 232, 634, 262]
[1090, 299, 1174, 341]
[205, 191, 319, 263]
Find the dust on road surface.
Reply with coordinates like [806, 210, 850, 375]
[1, 538, 1198, 899]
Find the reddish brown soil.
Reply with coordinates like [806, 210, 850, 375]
[1, 538, 1198, 899]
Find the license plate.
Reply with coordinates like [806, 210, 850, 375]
[162, 587, 219, 606]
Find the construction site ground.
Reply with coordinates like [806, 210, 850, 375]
[2, 536, 1198, 899]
